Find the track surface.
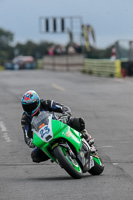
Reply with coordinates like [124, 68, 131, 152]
[0, 70, 133, 200]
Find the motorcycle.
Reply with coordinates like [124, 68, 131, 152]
[31, 111, 104, 179]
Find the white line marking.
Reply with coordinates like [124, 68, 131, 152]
[99, 145, 113, 148]
[113, 163, 118, 166]
[52, 83, 65, 92]
[0, 121, 11, 142]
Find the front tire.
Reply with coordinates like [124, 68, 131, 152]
[53, 146, 83, 179]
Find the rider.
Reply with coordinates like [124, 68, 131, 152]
[21, 90, 95, 163]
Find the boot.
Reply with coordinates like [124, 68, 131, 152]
[81, 129, 94, 146]
[81, 129, 97, 154]
[90, 145, 97, 153]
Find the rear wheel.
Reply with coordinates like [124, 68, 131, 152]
[89, 156, 104, 175]
[53, 146, 83, 179]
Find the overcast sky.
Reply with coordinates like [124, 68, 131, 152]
[0, 0, 133, 48]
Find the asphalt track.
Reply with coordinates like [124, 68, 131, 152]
[0, 70, 133, 200]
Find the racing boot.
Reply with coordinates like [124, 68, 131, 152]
[81, 129, 94, 146]
[81, 129, 97, 154]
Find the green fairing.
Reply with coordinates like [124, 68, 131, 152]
[52, 120, 82, 152]
[33, 119, 82, 162]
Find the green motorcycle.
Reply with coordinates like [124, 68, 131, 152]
[31, 111, 104, 179]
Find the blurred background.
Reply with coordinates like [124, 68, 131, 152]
[0, 0, 133, 77]
[1, 1, 133, 199]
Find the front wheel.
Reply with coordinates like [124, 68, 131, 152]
[53, 146, 83, 179]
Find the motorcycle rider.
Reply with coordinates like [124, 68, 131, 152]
[21, 90, 95, 163]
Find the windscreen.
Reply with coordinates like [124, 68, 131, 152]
[31, 111, 51, 131]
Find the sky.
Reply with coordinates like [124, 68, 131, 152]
[0, 0, 133, 49]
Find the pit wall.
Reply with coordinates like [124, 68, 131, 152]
[42, 55, 84, 71]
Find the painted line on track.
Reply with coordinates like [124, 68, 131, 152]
[113, 163, 118, 166]
[0, 121, 11, 142]
[52, 83, 65, 92]
[98, 145, 113, 148]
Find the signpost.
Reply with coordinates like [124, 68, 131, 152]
[39, 16, 83, 46]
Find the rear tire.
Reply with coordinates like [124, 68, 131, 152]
[89, 158, 104, 175]
[53, 146, 83, 179]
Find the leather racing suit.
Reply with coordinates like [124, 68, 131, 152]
[21, 99, 86, 163]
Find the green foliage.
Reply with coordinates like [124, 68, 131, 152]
[0, 28, 14, 47]
[0, 28, 14, 61]
[0, 27, 115, 64]
[84, 45, 114, 59]
[15, 40, 55, 59]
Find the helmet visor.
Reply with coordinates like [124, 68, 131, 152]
[22, 101, 39, 115]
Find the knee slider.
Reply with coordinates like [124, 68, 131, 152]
[31, 149, 41, 163]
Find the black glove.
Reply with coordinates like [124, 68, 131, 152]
[62, 106, 72, 116]
[58, 114, 70, 124]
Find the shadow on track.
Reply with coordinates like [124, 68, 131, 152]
[25, 174, 93, 182]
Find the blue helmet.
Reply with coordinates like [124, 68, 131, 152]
[21, 90, 40, 117]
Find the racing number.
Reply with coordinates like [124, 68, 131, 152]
[40, 125, 50, 138]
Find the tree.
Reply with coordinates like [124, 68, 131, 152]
[0, 28, 14, 47]
[0, 28, 14, 61]
[14, 40, 55, 59]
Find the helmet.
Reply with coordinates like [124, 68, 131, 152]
[21, 90, 40, 117]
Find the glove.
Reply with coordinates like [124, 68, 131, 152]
[26, 138, 35, 148]
[62, 106, 72, 116]
[58, 114, 70, 124]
